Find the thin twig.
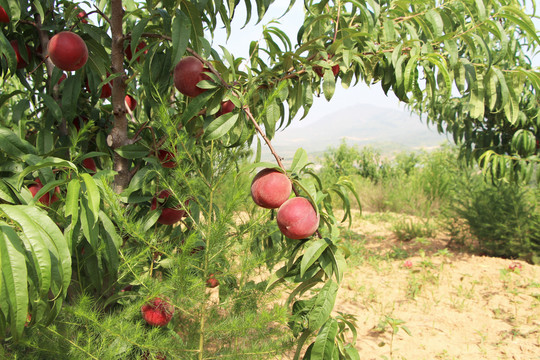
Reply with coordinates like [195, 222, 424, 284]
[333, 0, 341, 43]
[243, 106, 288, 172]
[92, 5, 111, 25]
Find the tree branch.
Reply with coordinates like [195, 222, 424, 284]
[109, 0, 131, 193]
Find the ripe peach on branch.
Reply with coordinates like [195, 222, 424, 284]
[276, 197, 319, 240]
[173, 56, 211, 98]
[250, 168, 292, 209]
[47, 31, 88, 71]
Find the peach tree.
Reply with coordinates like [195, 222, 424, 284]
[0, 0, 538, 358]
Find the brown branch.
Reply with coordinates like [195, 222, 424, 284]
[109, 0, 131, 193]
[333, 0, 341, 43]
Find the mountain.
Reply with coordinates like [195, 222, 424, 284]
[258, 103, 450, 163]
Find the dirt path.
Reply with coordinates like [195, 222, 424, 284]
[335, 211, 540, 360]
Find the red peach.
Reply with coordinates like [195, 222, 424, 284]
[250, 168, 292, 209]
[508, 262, 522, 272]
[157, 150, 176, 168]
[125, 41, 147, 63]
[125, 94, 137, 111]
[150, 190, 188, 225]
[77, 10, 88, 24]
[0, 6, 9, 23]
[47, 31, 88, 71]
[28, 178, 60, 206]
[10, 40, 31, 69]
[314, 55, 339, 77]
[216, 100, 235, 117]
[206, 273, 219, 288]
[276, 197, 319, 240]
[403, 260, 413, 269]
[141, 297, 174, 327]
[173, 56, 211, 98]
[82, 158, 97, 172]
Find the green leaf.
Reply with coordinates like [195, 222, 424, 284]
[504, 87, 519, 125]
[171, 10, 191, 67]
[511, 129, 536, 156]
[81, 174, 100, 219]
[290, 148, 309, 173]
[255, 137, 262, 163]
[293, 330, 312, 360]
[18, 157, 77, 187]
[322, 68, 336, 101]
[425, 54, 451, 98]
[65, 178, 81, 221]
[300, 238, 330, 277]
[383, 18, 395, 42]
[204, 113, 240, 141]
[181, 90, 217, 125]
[469, 71, 485, 120]
[0, 179, 18, 204]
[307, 280, 338, 331]
[425, 9, 443, 38]
[264, 100, 280, 138]
[0, 225, 28, 340]
[0, 90, 24, 109]
[99, 211, 121, 273]
[130, 18, 150, 60]
[0, 128, 36, 159]
[475, 0, 486, 21]
[1, 205, 71, 297]
[114, 144, 149, 159]
[0, 32, 17, 73]
[39, 93, 62, 121]
[311, 318, 338, 359]
[498, 6, 540, 45]
[61, 74, 82, 121]
[287, 270, 324, 305]
[80, 196, 99, 258]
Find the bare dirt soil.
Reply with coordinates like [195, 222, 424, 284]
[333, 211, 540, 360]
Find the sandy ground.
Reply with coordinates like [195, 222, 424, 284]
[332, 211, 540, 360]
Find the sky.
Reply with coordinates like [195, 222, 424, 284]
[211, 2, 540, 130]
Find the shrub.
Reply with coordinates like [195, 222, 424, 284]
[452, 177, 540, 263]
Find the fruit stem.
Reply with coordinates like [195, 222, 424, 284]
[243, 106, 287, 172]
